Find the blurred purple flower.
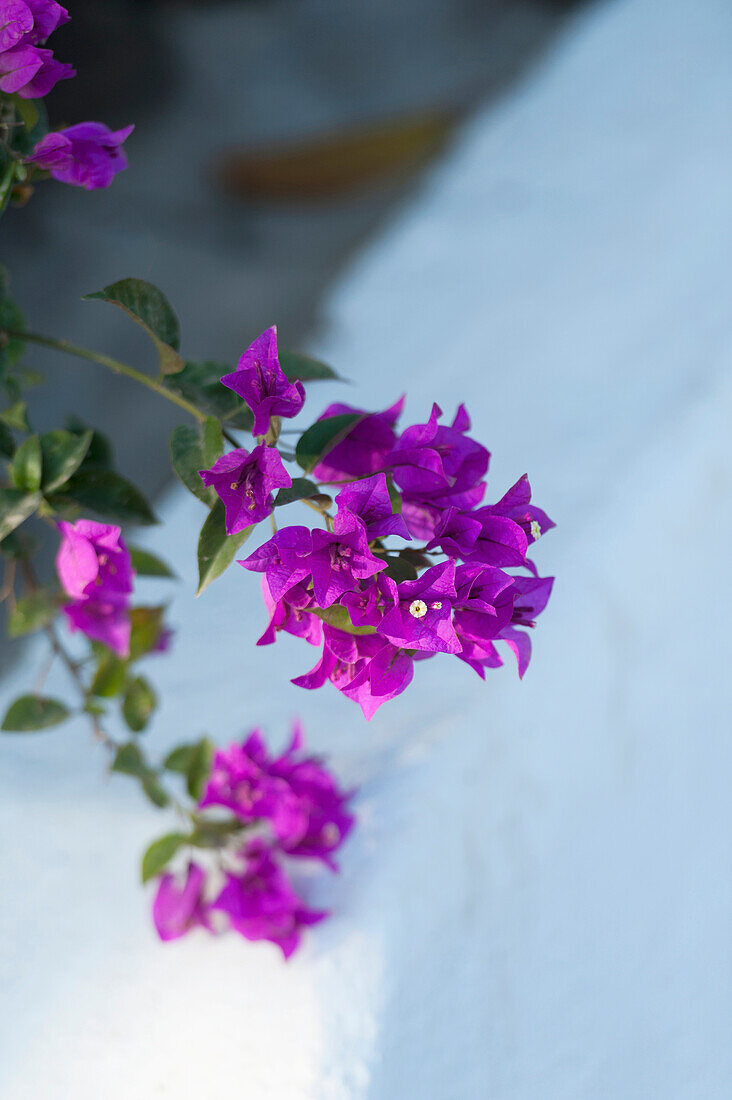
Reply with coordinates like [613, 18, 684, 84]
[27, 122, 133, 189]
[0, 0, 68, 50]
[56, 519, 134, 600]
[213, 840, 327, 959]
[153, 863, 212, 942]
[0, 43, 73, 96]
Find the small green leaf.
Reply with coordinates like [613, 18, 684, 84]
[122, 676, 157, 733]
[40, 429, 93, 492]
[310, 604, 377, 635]
[84, 278, 184, 375]
[7, 589, 59, 637]
[66, 418, 114, 470]
[295, 413, 362, 474]
[273, 477, 322, 507]
[0, 488, 41, 542]
[169, 416, 222, 505]
[12, 95, 39, 132]
[164, 360, 253, 428]
[380, 554, 418, 583]
[10, 434, 42, 491]
[111, 741, 147, 776]
[128, 545, 176, 578]
[279, 349, 342, 383]
[0, 421, 14, 457]
[163, 743, 196, 774]
[58, 469, 157, 525]
[140, 775, 170, 808]
[141, 832, 187, 883]
[196, 500, 252, 595]
[128, 605, 166, 661]
[89, 653, 127, 698]
[2, 694, 71, 732]
[185, 737, 213, 801]
[0, 401, 29, 431]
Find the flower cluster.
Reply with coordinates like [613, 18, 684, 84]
[152, 724, 355, 958]
[196, 327, 555, 720]
[56, 518, 134, 657]
[0, 1, 133, 190]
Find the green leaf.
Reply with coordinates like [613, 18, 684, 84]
[0, 421, 14, 457]
[163, 743, 197, 775]
[279, 349, 342, 383]
[89, 653, 128, 698]
[40, 429, 93, 493]
[13, 95, 39, 131]
[141, 832, 187, 883]
[66, 418, 114, 470]
[169, 417, 222, 505]
[2, 694, 71, 732]
[196, 500, 252, 595]
[295, 412, 362, 474]
[0, 488, 41, 542]
[58, 469, 157, 526]
[164, 360, 253, 428]
[273, 477, 322, 507]
[380, 554, 418, 583]
[128, 545, 176, 578]
[140, 775, 170, 808]
[310, 603, 377, 636]
[7, 589, 59, 637]
[122, 676, 157, 733]
[185, 737, 213, 801]
[0, 401, 29, 431]
[10, 434, 41, 491]
[84, 278, 184, 376]
[111, 741, 147, 776]
[129, 605, 166, 661]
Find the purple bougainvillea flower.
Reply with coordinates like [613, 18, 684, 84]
[389, 404, 489, 539]
[306, 517, 385, 607]
[212, 840, 327, 959]
[452, 562, 515, 642]
[199, 444, 291, 535]
[256, 577, 322, 647]
[0, 0, 68, 49]
[483, 473, 555, 548]
[339, 640, 415, 720]
[461, 507, 528, 568]
[27, 121, 133, 190]
[340, 576, 385, 628]
[199, 729, 288, 822]
[312, 396, 404, 483]
[0, 43, 73, 96]
[334, 472, 411, 541]
[0, 1, 33, 50]
[220, 327, 305, 437]
[240, 525, 313, 602]
[377, 559, 461, 654]
[495, 574, 555, 677]
[152, 863, 212, 943]
[56, 519, 134, 600]
[62, 595, 131, 657]
[453, 629, 504, 679]
[426, 506, 482, 559]
[267, 723, 355, 866]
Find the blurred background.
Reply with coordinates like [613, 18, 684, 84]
[3, 0, 580, 500]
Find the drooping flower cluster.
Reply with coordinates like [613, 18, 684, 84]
[196, 327, 555, 720]
[56, 518, 134, 656]
[152, 724, 355, 958]
[0, 1, 133, 189]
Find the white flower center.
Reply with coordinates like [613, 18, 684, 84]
[530, 520, 542, 540]
[409, 599, 428, 619]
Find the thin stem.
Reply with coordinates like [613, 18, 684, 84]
[1, 329, 207, 424]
